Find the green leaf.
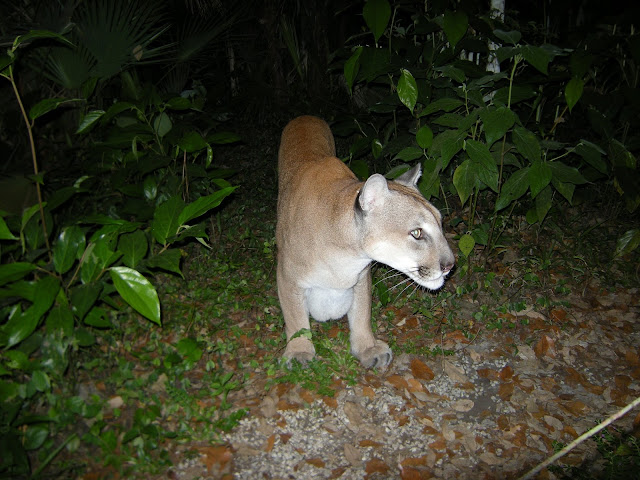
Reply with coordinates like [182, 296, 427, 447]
[397, 69, 418, 113]
[207, 131, 241, 144]
[418, 158, 441, 198]
[465, 139, 499, 192]
[76, 110, 105, 134]
[363, 0, 391, 44]
[177, 187, 237, 226]
[6, 276, 59, 347]
[0, 216, 17, 240]
[521, 45, 550, 75]
[151, 196, 185, 245]
[176, 337, 202, 362]
[344, 47, 363, 93]
[565, 77, 584, 112]
[80, 240, 121, 284]
[350, 159, 369, 180]
[5, 350, 30, 370]
[393, 146, 424, 162]
[512, 127, 541, 163]
[0, 53, 13, 77]
[435, 65, 466, 83]
[70, 283, 102, 321]
[165, 96, 191, 110]
[443, 10, 468, 50]
[371, 138, 383, 159]
[528, 160, 552, 198]
[145, 249, 183, 278]
[480, 106, 516, 147]
[535, 185, 553, 222]
[548, 161, 587, 184]
[615, 229, 640, 257]
[495, 167, 530, 211]
[385, 165, 410, 180]
[23, 424, 49, 450]
[153, 112, 172, 138]
[118, 230, 148, 269]
[433, 113, 464, 128]
[421, 97, 463, 116]
[575, 140, 607, 174]
[177, 131, 208, 152]
[206, 144, 213, 168]
[45, 306, 74, 337]
[453, 159, 478, 206]
[102, 101, 136, 123]
[416, 125, 434, 149]
[551, 178, 576, 203]
[29, 98, 81, 121]
[75, 327, 95, 347]
[430, 129, 465, 168]
[494, 29, 521, 45]
[52, 226, 86, 275]
[458, 234, 475, 257]
[143, 176, 158, 201]
[84, 306, 111, 328]
[30, 371, 50, 392]
[110, 267, 160, 325]
[14, 29, 74, 49]
[0, 262, 36, 286]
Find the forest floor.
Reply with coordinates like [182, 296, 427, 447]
[74, 118, 640, 480]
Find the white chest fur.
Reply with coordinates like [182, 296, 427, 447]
[305, 286, 354, 321]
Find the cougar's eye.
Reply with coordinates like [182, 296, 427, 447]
[410, 228, 422, 239]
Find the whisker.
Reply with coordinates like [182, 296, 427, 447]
[372, 267, 405, 288]
[393, 279, 416, 303]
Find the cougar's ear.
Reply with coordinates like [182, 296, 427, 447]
[358, 174, 389, 212]
[395, 164, 422, 188]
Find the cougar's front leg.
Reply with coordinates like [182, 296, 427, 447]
[278, 266, 316, 365]
[348, 266, 392, 369]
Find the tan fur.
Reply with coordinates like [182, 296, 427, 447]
[276, 116, 454, 368]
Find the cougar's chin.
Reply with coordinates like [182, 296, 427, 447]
[406, 270, 446, 291]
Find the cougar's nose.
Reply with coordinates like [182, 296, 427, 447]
[441, 260, 454, 274]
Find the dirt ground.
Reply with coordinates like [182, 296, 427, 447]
[164, 277, 639, 479]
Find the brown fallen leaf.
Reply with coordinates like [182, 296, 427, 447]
[198, 445, 232, 474]
[300, 389, 315, 404]
[362, 386, 376, 399]
[344, 443, 362, 466]
[400, 465, 433, 479]
[444, 362, 470, 384]
[407, 377, 425, 393]
[498, 382, 514, 401]
[323, 396, 338, 409]
[344, 401, 364, 426]
[410, 358, 435, 381]
[477, 368, 499, 381]
[365, 457, 390, 476]
[329, 467, 347, 479]
[499, 365, 514, 381]
[265, 434, 276, 452]
[400, 456, 428, 467]
[387, 374, 410, 390]
[306, 458, 325, 468]
[360, 439, 384, 449]
[451, 399, 474, 412]
[534, 335, 556, 358]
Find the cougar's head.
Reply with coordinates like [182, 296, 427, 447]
[356, 165, 455, 290]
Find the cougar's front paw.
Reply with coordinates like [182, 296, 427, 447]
[353, 340, 393, 369]
[283, 336, 316, 367]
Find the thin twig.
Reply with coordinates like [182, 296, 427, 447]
[518, 396, 640, 480]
